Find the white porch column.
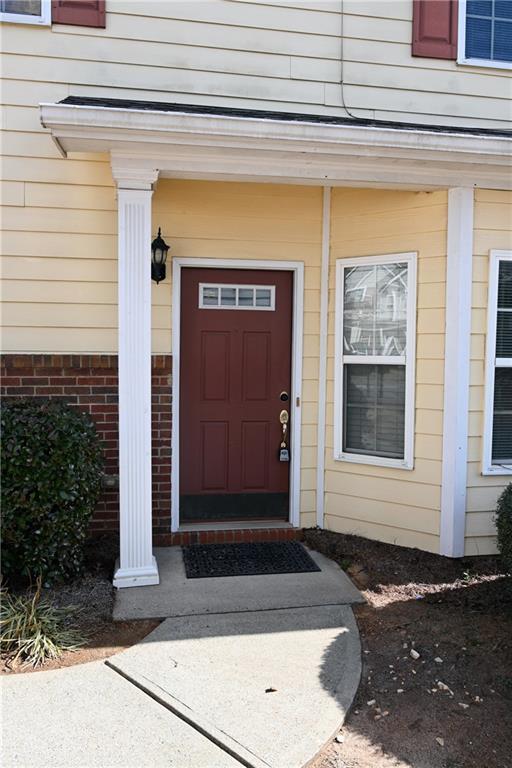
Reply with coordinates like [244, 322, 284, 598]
[440, 188, 474, 558]
[113, 164, 160, 588]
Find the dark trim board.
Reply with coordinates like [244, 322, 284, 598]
[180, 493, 289, 523]
[59, 96, 512, 138]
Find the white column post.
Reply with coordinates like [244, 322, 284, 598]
[440, 187, 474, 558]
[113, 164, 160, 588]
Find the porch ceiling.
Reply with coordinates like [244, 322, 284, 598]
[40, 98, 512, 190]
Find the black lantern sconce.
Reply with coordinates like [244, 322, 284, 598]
[151, 227, 169, 284]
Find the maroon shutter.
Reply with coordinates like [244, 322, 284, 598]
[52, 1, 106, 28]
[412, 0, 458, 59]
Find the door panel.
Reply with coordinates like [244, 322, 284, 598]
[180, 267, 293, 523]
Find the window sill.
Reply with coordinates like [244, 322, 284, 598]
[457, 57, 512, 71]
[334, 451, 413, 471]
[482, 465, 512, 476]
[0, 14, 50, 25]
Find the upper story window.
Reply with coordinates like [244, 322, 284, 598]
[334, 253, 417, 470]
[0, 0, 50, 24]
[483, 251, 512, 475]
[459, 0, 512, 68]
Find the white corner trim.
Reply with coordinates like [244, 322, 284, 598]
[171, 258, 304, 532]
[316, 187, 331, 528]
[482, 250, 512, 476]
[333, 252, 417, 471]
[440, 188, 474, 558]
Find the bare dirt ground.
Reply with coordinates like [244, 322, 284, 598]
[1, 536, 159, 675]
[305, 529, 512, 768]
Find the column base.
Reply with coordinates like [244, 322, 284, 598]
[113, 556, 160, 588]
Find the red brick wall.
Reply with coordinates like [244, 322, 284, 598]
[0, 354, 172, 535]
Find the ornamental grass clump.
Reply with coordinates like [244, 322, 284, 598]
[0, 579, 84, 667]
[496, 483, 512, 575]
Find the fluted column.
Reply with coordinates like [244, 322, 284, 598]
[113, 170, 159, 588]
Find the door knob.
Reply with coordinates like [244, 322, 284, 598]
[279, 409, 289, 424]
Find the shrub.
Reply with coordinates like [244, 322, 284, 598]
[496, 483, 512, 575]
[0, 579, 84, 667]
[1, 399, 104, 584]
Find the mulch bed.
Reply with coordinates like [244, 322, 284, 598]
[1, 535, 159, 675]
[305, 528, 512, 768]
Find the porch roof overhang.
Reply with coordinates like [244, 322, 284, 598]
[40, 97, 512, 190]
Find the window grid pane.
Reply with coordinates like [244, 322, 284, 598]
[343, 364, 406, 459]
[199, 284, 275, 311]
[343, 263, 407, 357]
[466, 2, 512, 62]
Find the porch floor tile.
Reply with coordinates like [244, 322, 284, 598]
[113, 546, 364, 621]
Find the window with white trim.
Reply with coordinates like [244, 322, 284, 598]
[483, 251, 512, 474]
[334, 253, 417, 469]
[458, 0, 512, 69]
[0, 0, 50, 24]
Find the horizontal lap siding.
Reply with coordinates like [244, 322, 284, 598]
[466, 190, 512, 556]
[324, 189, 447, 554]
[152, 179, 323, 525]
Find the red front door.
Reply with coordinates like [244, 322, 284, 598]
[180, 268, 293, 523]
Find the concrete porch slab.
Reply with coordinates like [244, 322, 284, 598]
[108, 604, 361, 768]
[113, 546, 364, 621]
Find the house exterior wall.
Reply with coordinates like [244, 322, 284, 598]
[465, 190, 512, 556]
[1, 2, 511, 555]
[1, 1, 510, 131]
[324, 189, 447, 554]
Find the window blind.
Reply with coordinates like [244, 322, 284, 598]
[492, 260, 512, 464]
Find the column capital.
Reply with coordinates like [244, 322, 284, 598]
[111, 154, 159, 190]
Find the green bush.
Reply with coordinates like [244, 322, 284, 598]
[0, 579, 84, 667]
[1, 399, 104, 584]
[496, 483, 512, 575]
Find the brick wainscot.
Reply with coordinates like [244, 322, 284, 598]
[1, 354, 299, 546]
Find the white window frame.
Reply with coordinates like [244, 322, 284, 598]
[0, 0, 50, 25]
[198, 282, 276, 311]
[334, 252, 417, 470]
[482, 250, 512, 475]
[458, 0, 512, 71]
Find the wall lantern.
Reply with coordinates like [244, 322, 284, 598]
[151, 227, 169, 284]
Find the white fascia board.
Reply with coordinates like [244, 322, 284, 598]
[40, 103, 512, 190]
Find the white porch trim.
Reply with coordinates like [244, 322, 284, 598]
[171, 258, 304, 533]
[315, 187, 331, 528]
[440, 188, 474, 558]
[40, 102, 512, 190]
[113, 171, 160, 588]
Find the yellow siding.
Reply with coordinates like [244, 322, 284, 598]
[153, 179, 323, 521]
[466, 190, 512, 556]
[324, 189, 448, 553]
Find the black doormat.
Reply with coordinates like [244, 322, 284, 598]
[182, 541, 321, 579]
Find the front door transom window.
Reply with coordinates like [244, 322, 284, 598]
[199, 283, 275, 310]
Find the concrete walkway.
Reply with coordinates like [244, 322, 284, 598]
[109, 605, 361, 768]
[2, 546, 363, 768]
[1, 660, 241, 768]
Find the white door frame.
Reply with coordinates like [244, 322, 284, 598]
[171, 258, 304, 532]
